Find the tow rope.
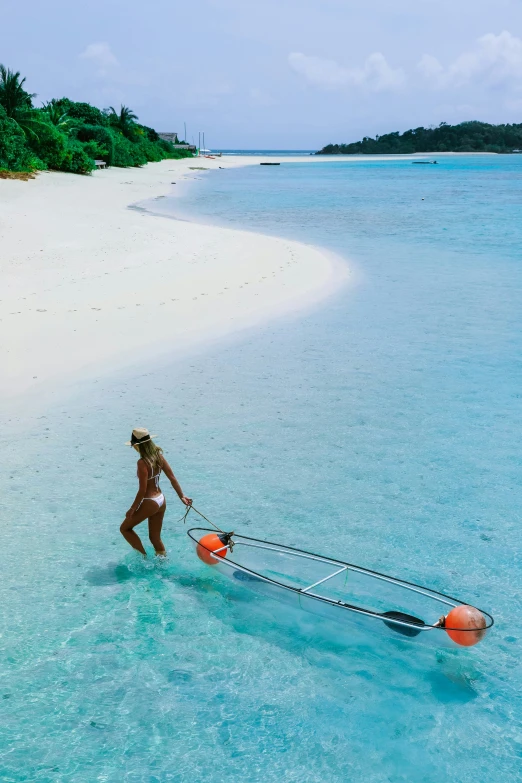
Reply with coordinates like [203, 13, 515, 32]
[177, 504, 235, 551]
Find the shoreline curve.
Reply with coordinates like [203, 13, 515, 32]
[0, 155, 349, 415]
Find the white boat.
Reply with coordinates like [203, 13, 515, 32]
[187, 527, 494, 648]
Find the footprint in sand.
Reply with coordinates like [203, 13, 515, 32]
[36, 309, 47, 313]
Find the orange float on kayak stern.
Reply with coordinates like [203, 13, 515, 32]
[444, 605, 487, 647]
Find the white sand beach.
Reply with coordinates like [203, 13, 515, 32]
[0, 156, 346, 411]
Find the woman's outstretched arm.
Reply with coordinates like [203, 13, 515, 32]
[162, 457, 192, 506]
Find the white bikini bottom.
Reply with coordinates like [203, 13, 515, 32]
[139, 494, 165, 509]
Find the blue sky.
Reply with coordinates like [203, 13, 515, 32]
[1, 0, 522, 148]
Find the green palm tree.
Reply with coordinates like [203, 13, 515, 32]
[0, 65, 34, 116]
[0, 64, 47, 141]
[42, 99, 74, 131]
[107, 104, 139, 138]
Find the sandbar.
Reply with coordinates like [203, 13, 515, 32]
[0, 156, 347, 413]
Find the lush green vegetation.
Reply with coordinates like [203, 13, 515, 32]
[0, 65, 193, 175]
[317, 122, 522, 155]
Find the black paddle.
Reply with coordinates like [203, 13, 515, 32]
[381, 610, 426, 637]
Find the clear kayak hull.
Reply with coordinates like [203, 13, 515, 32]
[187, 528, 494, 648]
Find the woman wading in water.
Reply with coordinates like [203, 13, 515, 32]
[121, 428, 192, 556]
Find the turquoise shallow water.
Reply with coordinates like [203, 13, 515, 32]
[2, 156, 522, 781]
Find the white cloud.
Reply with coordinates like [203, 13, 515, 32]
[79, 42, 119, 73]
[417, 54, 444, 81]
[419, 31, 522, 89]
[288, 53, 352, 89]
[249, 88, 275, 107]
[288, 51, 404, 92]
[183, 81, 234, 109]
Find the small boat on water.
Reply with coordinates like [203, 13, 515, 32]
[188, 527, 493, 648]
[412, 160, 438, 164]
[260, 162, 280, 165]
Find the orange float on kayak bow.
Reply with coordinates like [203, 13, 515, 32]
[444, 605, 487, 647]
[197, 533, 229, 565]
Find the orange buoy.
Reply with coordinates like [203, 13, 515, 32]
[197, 533, 228, 566]
[444, 605, 487, 647]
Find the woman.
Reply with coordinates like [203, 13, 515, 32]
[120, 427, 192, 556]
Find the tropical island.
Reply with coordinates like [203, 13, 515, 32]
[316, 121, 522, 155]
[0, 64, 193, 177]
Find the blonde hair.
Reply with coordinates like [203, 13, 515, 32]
[137, 439, 163, 473]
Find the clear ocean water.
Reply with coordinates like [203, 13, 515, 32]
[2, 156, 522, 782]
[213, 150, 316, 156]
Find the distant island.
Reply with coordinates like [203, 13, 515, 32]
[0, 64, 193, 177]
[316, 122, 522, 155]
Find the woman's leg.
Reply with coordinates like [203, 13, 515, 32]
[120, 501, 158, 555]
[148, 502, 167, 555]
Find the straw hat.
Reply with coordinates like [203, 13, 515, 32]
[125, 427, 158, 446]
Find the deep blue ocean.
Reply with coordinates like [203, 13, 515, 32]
[2, 156, 522, 782]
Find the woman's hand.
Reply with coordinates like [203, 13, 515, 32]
[125, 508, 135, 520]
[181, 496, 192, 506]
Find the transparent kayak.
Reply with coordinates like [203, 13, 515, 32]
[187, 527, 494, 648]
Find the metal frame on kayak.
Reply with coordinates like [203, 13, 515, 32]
[187, 527, 494, 646]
